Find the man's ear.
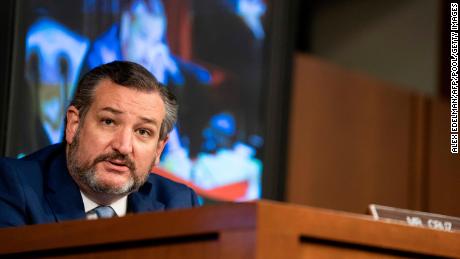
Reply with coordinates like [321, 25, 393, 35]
[154, 135, 169, 166]
[65, 106, 80, 144]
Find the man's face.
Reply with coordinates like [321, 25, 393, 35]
[65, 79, 168, 197]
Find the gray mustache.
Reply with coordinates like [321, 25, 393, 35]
[93, 152, 136, 172]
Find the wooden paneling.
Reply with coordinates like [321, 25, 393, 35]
[427, 99, 460, 217]
[286, 54, 418, 213]
[286, 53, 460, 217]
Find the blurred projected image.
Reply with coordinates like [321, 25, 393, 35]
[86, 0, 211, 86]
[26, 18, 89, 145]
[9, 0, 267, 201]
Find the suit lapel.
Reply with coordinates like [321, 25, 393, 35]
[45, 151, 86, 222]
[128, 179, 165, 213]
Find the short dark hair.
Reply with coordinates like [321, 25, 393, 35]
[70, 60, 177, 140]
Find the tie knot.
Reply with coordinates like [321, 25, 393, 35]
[91, 206, 117, 219]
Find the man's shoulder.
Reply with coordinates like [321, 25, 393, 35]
[0, 143, 65, 184]
[0, 144, 67, 227]
[22, 143, 65, 162]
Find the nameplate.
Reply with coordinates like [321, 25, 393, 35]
[369, 204, 460, 232]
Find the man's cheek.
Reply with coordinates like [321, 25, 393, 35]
[79, 152, 95, 169]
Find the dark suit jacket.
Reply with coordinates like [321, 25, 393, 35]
[0, 143, 198, 228]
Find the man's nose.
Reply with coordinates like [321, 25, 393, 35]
[112, 128, 133, 155]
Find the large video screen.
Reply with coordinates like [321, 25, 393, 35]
[7, 0, 271, 201]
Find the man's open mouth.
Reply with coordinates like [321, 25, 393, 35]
[108, 160, 127, 167]
[103, 159, 132, 172]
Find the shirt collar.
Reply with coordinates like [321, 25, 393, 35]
[80, 191, 127, 217]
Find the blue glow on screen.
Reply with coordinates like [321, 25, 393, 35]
[25, 18, 89, 144]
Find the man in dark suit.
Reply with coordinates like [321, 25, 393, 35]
[0, 61, 198, 228]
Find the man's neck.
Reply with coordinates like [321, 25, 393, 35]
[80, 187, 126, 206]
[80, 190, 128, 217]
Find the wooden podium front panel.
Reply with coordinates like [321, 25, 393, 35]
[0, 203, 257, 259]
[40, 231, 255, 259]
[256, 202, 460, 259]
[54, 240, 220, 259]
[0, 201, 459, 258]
[299, 243, 403, 259]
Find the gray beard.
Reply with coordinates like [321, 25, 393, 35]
[66, 128, 154, 196]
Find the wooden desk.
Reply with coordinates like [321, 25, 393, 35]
[0, 201, 458, 258]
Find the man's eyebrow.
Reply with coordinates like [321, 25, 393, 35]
[140, 116, 159, 126]
[100, 107, 159, 125]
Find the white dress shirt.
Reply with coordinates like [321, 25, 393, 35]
[80, 191, 127, 219]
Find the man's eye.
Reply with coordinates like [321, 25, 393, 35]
[138, 129, 151, 137]
[102, 119, 114, 125]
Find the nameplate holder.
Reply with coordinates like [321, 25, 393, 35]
[369, 204, 460, 232]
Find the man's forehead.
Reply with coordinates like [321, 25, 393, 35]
[91, 80, 165, 120]
[92, 79, 158, 100]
